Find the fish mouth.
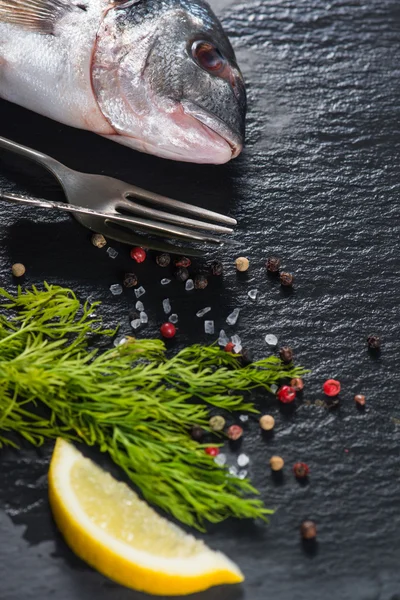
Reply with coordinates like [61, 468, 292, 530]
[181, 101, 243, 159]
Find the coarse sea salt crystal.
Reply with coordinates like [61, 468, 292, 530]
[239, 415, 249, 423]
[270, 384, 278, 394]
[234, 343, 242, 353]
[134, 286, 146, 298]
[231, 334, 241, 346]
[131, 319, 141, 330]
[140, 311, 148, 324]
[109, 284, 123, 296]
[161, 278, 171, 285]
[228, 465, 238, 477]
[163, 298, 171, 314]
[185, 279, 194, 291]
[248, 289, 258, 301]
[226, 308, 240, 326]
[196, 307, 211, 318]
[218, 330, 230, 347]
[169, 314, 179, 324]
[237, 453, 250, 467]
[135, 300, 144, 311]
[265, 333, 278, 346]
[113, 336, 127, 347]
[106, 247, 118, 259]
[204, 320, 215, 334]
[214, 453, 227, 466]
[238, 469, 248, 480]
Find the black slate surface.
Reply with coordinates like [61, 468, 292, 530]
[0, 0, 400, 599]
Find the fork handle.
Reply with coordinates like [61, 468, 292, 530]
[0, 135, 71, 180]
[0, 190, 113, 220]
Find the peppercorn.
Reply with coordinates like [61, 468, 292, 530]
[300, 520, 317, 540]
[227, 425, 243, 441]
[194, 274, 208, 290]
[290, 378, 304, 392]
[91, 233, 107, 248]
[259, 415, 275, 431]
[235, 256, 249, 272]
[123, 273, 138, 288]
[322, 379, 341, 397]
[209, 415, 226, 432]
[191, 425, 204, 441]
[367, 334, 381, 349]
[160, 322, 176, 339]
[130, 247, 146, 263]
[174, 267, 190, 282]
[225, 342, 235, 353]
[155, 253, 171, 267]
[279, 346, 293, 364]
[175, 256, 191, 268]
[280, 272, 294, 287]
[11, 263, 25, 277]
[240, 348, 253, 366]
[210, 261, 223, 276]
[277, 385, 296, 404]
[354, 394, 366, 406]
[293, 462, 310, 478]
[266, 256, 281, 273]
[205, 446, 219, 457]
[270, 456, 284, 471]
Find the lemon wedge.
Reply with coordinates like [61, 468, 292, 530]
[48, 438, 244, 596]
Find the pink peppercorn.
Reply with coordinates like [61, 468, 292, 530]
[205, 446, 219, 457]
[160, 323, 176, 339]
[130, 247, 146, 263]
[322, 379, 341, 397]
[227, 425, 243, 440]
[277, 385, 296, 404]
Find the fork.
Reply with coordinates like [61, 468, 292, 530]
[0, 136, 237, 255]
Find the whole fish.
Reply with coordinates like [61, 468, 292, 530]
[0, 0, 246, 163]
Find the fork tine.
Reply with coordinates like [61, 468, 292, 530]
[94, 220, 206, 257]
[116, 198, 234, 234]
[104, 215, 233, 245]
[124, 185, 237, 227]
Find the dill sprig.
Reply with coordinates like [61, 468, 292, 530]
[0, 283, 307, 530]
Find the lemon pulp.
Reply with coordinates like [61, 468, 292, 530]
[71, 460, 205, 558]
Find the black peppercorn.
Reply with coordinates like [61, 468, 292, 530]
[210, 261, 223, 276]
[300, 520, 317, 540]
[123, 273, 138, 288]
[194, 274, 208, 290]
[175, 256, 191, 268]
[279, 346, 293, 364]
[266, 256, 281, 273]
[156, 253, 171, 267]
[367, 334, 381, 349]
[280, 272, 294, 287]
[190, 425, 204, 441]
[240, 348, 253, 366]
[174, 267, 190, 282]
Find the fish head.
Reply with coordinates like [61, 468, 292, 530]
[93, 0, 246, 164]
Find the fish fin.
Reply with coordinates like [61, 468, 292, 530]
[0, 0, 71, 33]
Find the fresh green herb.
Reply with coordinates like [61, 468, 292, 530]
[0, 284, 307, 530]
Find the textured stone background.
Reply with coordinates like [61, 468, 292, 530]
[0, 0, 400, 599]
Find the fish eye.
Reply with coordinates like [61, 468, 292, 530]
[191, 41, 225, 74]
